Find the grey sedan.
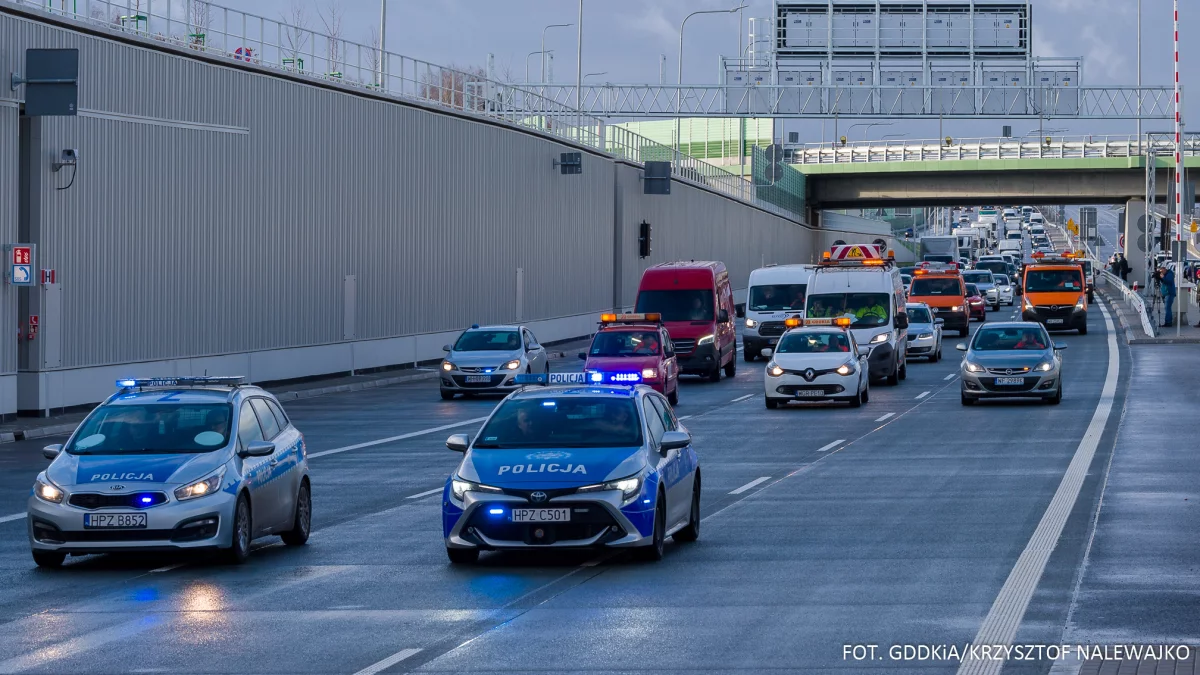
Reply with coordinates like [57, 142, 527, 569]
[440, 325, 549, 399]
[957, 322, 1066, 405]
[904, 303, 943, 362]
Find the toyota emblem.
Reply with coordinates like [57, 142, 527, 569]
[110, 485, 125, 491]
[530, 491, 548, 504]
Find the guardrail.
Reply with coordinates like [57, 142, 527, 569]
[1099, 270, 1156, 337]
[786, 136, 1200, 165]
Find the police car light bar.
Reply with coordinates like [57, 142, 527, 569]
[514, 372, 589, 386]
[600, 313, 661, 324]
[116, 376, 247, 389]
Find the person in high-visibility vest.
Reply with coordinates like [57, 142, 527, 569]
[851, 296, 888, 324]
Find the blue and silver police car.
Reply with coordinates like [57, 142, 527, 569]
[442, 372, 701, 563]
[27, 377, 311, 567]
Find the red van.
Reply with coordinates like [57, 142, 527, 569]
[634, 262, 737, 382]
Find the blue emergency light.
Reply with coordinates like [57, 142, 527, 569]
[116, 376, 246, 389]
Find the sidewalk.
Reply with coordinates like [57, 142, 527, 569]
[1096, 282, 1200, 345]
[0, 345, 582, 445]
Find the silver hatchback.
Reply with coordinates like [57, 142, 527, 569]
[27, 377, 311, 567]
[957, 323, 1067, 405]
[440, 325, 550, 399]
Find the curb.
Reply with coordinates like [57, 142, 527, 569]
[1097, 288, 1200, 345]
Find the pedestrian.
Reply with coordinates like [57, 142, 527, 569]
[1117, 255, 1130, 283]
[1159, 265, 1177, 327]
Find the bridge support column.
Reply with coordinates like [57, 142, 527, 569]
[1123, 198, 1150, 287]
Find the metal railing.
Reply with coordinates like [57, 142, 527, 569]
[5, 0, 805, 221]
[1099, 270, 1156, 337]
[787, 136, 1200, 165]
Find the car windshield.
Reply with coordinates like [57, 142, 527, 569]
[748, 284, 807, 311]
[455, 331, 521, 351]
[473, 397, 643, 449]
[1081, 261, 1093, 275]
[589, 330, 662, 357]
[776, 331, 852, 353]
[899, 267, 918, 277]
[1026, 269, 1083, 293]
[901, 275, 912, 286]
[965, 284, 980, 297]
[910, 277, 962, 297]
[924, 255, 954, 264]
[972, 326, 1050, 351]
[994, 275, 1010, 285]
[963, 272, 994, 285]
[65, 403, 233, 455]
[635, 289, 714, 322]
[906, 306, 932, 323]
[805, 293, 891, 328]
[976, 261, 1007, 276]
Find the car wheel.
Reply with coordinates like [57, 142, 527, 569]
[708, 366, 721, 383]
[281, 480, 311, 546]
[673, 475, 701, 543]
[1078, 324, 1087, 335]
[447, 547, 480, 564]
[1048, 384, 1063, 405]
[848, 390, 862, 408]
[223, 494, 252, 565]
[32, 550, 65, 569]
[886, 361, 900, 386]
[993, 303, 1001, 312]
[636, 494, 667, 561]
[723, 358, 736, 378]
[440, 390, 455, 401]
[961, 392, 976, 406]
[1008, 300, 1015, 307]
[764, 397, 779, 409]
[959, 328, 969, 337]
[861, 381, 870, 403]
[743, 350, 756, 363]
[667, 386, 679, 406]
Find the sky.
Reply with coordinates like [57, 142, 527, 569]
[213, 0, 1195, 141]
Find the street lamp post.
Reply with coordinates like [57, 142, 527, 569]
[378, 0, 387, 87]
[541, 22, 573, 86]
[584, 72, 608, 82]
[527, 50, 553, 85]
[847, 122, 892, 141]
[677, 5, 746, 156]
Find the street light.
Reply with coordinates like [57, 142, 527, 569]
[584, 72, 608, 82]
[527, 50, 553, 85]
[677, 4, 747, 153]
[880, 133, 908, 141]
[541, 22, 573, 86]
[847, 122, 893, 141]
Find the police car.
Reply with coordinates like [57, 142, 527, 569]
[763, 316, 871, 408]
[441, 372, 700, 563]
[27, 377, 310, 567]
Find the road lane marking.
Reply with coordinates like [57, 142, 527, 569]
[815, 439, 844, 453]
[957, 302, 1120, 675]
[915, 391, 931, 400]
[944, 373, 957, 381]
[729, 477, 771, 495]
[731, 394, 753, 402]
[677, 415, 693, 421]
[405, 488, 442, 500]
[874, 413, 895, 422]
[351, 648, 422, 675]
[0, 513, 25, 524]
[148, 563, 186, 574]
[0, 616, 162, 674]
[308, 418, 488, 459]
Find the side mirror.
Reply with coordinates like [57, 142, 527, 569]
[446, 433, 470, 453]
[934, 318, 945, 325]
[719, 309, 730, 324]
[955, 343, 968, 351]
[1054, 342, 1068, 351]
[528, 343, 541, 351]
[735, 305, 746, 319]
[239, 440, 275, 458]
[442, 344, 453, 352]
[894, 313, 909, 329]
[660, 430, 691, 451]
[42, 443, 63, 460]
[760, 347, 773, 358]
[578, 352, 587, 361]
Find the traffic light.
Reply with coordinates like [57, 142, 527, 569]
[765, 143, 785, 184]
[638, 221, 652, 258]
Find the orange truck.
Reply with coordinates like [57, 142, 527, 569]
[1021, 253, 1088, 334]
[907, 264, 969, 337]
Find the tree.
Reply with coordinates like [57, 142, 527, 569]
[368, 25, 383, 87]
[280, 0, 311, 70]
[316, 1, 345, 76]
[187, 0, 211, 49]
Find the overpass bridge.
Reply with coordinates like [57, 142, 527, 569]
[789, 136, 1200, 209]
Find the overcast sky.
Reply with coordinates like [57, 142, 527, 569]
[216, 0, 1194, 140]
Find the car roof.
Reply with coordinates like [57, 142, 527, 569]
[509, 385, 648, 400]
[107, 389, 241, 405]
[905, 302, 932, 309]
[464, 325, 521, 332]
[975, 321, 1046, 330]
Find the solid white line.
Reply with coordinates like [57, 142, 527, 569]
[0, 513, 26, 524]
[956, 302, 1119, 675]
[874, 413, 895, 422]
[149, 563, 186, 574]
[405, 488, 442, 500]
[677, 415, 693, 421]
[351, 648, 422, 675]
[815, 439, 844, 453]
[729, 476, 771, 495]
[944, 373, 957, 381]
[307, 418, 488, 459]
[731, 394, 754, 402]
[915, 391, 931, 400]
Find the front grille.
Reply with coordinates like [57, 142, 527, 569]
[782, 367, 839, 379]
[986, 367, 1031, 375]
[672, 339, 696, 353]
[451, 374, 507, 388]
[1035, 305, 1074, 319]
[979, 377, 1037, 392]
[499, 486, 580, 501]
[758, 322, 786, 337]
[775, 384, 845, 396]
[69, 492, 168, 510]
[465, 502, 620, 545]
[458, 366, 498, 374]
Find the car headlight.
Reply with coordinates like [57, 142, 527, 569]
[766, 362, 784, 377]
[951, 305, 964, 312]
[1035, 361, 1054, 372]
[744, 318, 757, 328]
[641, 368, 658, 379]
[1074, 298, 1085, 310]
[835, 361, 856, 376]
[450, 477, 502, 502]
[696, 334, 715, 346]
[578, 472, 644, 503]
[1023, 297, 1034, 311]
[441, 361, 455, 372]
[869, 333, 888, 344]
[502, 359, 522, 370]
[33, 478, 63, 504]
[174, 467, 226, 501]
[964, 361, 985, 373]
[917, 332, 933, 339]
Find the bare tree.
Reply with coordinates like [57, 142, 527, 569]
[367, 25, 385, 87]
[280, 0, 311, 69]
[316, 1, 345, 76]
[187, 0, 211, 49]
[420, 63, 488, 111]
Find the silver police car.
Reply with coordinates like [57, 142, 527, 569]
[28, 377, 311, 567]
[440, 325, 550, 400]
[957, 323, 1066, 405]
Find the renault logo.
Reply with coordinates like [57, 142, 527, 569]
[110, 485, 125, 491]
[530, 491, 548, 504]
[804, 368, 815, 381]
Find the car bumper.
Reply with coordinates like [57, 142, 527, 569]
[961, 369, 1060, 398]
[444, 492, 655, 550]
[676, 343, 721, 374]
[866, 342, 896, 379]
[1022, 308, 1086, 330]
[931, 309, 969, 332]
[764, 370, 859, 401]
[27, 490, 237, 554]
[906, 336, 938, 355]
[441, 370, 523, 393]
[742, 334, 781, 357]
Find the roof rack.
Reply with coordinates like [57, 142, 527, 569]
[115, 376, 247, 390]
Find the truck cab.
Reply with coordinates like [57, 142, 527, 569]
[741, 264, 815, 362]
[1021, 253, 1088, 334]
[635, 261, 738, 382]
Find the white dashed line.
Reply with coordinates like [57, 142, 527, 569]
[874, 413, 895, 422]
[729, 477, 771, 495]
[815, 439, 845, 453]
[731, 394, 754, 403]
[405, 488, 442, 500]
[944, 373, 957, 381]
[915, 391, 931, 400]
[308, 418, 488, 459]
[352, 648, 422, 675]
[0, 513, 25, 524]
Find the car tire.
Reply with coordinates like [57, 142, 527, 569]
[281, 480, 312, 547]
[446, 547, 480, 564]
[993, 303, 1001, 312]
[959, 328, 969, 337]
[961, 392, 976, 406]
[636, 494, 667, 562]
[1008, 300, 1015, 307]
[1048, 384, 1063, 405]
[743, 349, 756, 363]
[223, 494, 252, 565]
[708, 366, 721, 383]
[723, 358, 736, 378]
[861, 382, 870, 403]
[32, 550, 65, 569]
[764, 397, 779, 409]
[886, 361, 900, 386]
[673, 475, 701, 543]
[848, 390, 862, 408]
[667, 386, 679, 406]
[1078, 324, 1088, 335]
[440, 390, 455, 401]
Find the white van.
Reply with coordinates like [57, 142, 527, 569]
[741, 264, 816, 362]
[803, 255, 909, 385]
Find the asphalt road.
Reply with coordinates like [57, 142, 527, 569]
[0, 306, 1135, 674]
